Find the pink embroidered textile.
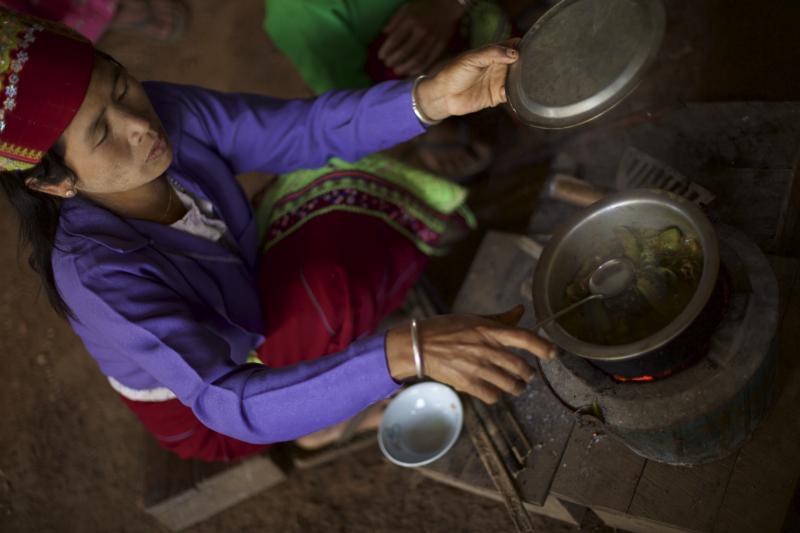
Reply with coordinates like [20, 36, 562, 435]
[1, 0, 118, 42]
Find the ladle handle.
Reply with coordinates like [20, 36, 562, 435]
[532, 294, 602, 331]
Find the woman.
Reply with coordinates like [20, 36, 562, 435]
[0, 8, 553, 462]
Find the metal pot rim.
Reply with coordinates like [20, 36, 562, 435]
[532, 189, 720, 361]
[505, 0, 666, 129]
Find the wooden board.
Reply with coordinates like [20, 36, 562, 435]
[713, 258, 800, 533]
[449, 231, 575, 506]
[593, 507, 697, 533]
[549, 423, 645, 512]
[419, 433, 586, 527]
[505, 380, 575, 508]
[627, 456, 736, 533]
[142, 437, 288, 531]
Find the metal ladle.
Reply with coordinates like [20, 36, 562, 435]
[532, 257, 635, 331]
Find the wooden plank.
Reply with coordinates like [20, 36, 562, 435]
[463, 399, 538, 533]
[627, 456, 736, 533]
[549, 423, 645, 511]
[503, 372, 575, 508]
[421, 429, 586, 527]
[144, 453, 286, 531]
[594, 506, 694, 533]
[450, 231, 541, 317]
[142, 435, 288, 531]
[419, 466, 586, 527]
[450, 231, 576, 506]
[713, 258, 800, 533]
[142, 434, 198, 509]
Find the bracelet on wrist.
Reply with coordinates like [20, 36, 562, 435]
[410, 318, 425, 380]
[411, 75, 443, 127]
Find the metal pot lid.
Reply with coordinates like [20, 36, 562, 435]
[506, 0, 666, 129]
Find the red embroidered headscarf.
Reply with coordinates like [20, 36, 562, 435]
[0, 7, 95, 171]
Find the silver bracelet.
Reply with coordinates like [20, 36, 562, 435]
[410, 318, 425, 379]
[411, 75, 443, 127]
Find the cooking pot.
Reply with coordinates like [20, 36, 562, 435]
[532, 189, 719, 361]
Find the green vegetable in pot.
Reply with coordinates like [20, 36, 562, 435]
[657, 227, 683, 253]
[636, 270, 672, 316]
[558, 223, 704, 346]
[614, 226, 641, 263]
[565, 281, 588, 304]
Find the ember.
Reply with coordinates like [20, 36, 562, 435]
[591, 266, 732, 381]
[613, 374, 655, 382]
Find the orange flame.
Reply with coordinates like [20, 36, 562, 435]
[612, 374, 656, 383]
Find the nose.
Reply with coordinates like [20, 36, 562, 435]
[109, 105, 152, 146]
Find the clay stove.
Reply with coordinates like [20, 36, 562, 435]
[539, 224, 780, 465]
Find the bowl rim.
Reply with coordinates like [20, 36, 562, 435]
[377, 382, 464, 468]
[532, 188, 720, 361]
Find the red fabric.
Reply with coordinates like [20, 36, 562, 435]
[256, 211, 428, 366]
[119, 395, 267, 462]
[122, 211, 427, 462]
[0, 7, 95, 166]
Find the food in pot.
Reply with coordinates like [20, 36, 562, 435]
[559, 225, 703, 345]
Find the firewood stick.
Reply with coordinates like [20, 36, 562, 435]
[471, 398, 524, 476]
[464, 398, 538, 533]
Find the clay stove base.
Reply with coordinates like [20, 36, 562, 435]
[541, 225, 780, 465]
[420, 231, 800, 533]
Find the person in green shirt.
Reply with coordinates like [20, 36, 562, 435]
[264, 0, 512, 182]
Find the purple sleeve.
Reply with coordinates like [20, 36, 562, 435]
[162, 80, 426, 175]
[73, 269, 401, 444]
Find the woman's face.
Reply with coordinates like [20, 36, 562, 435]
[57, 55, 172, 195]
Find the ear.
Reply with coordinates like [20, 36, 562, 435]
[24, 177, 75, 198]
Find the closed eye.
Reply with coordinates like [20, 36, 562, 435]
[118, 75, 129, 101]
[97, 75, 128, 147]
[96, 122, 109, 147]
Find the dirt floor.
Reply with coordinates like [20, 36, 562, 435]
[2, 1, 800, 532]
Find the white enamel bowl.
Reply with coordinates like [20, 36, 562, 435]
[378, 382, 463, 468]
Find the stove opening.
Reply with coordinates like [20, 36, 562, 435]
[592, 265, 732, 382]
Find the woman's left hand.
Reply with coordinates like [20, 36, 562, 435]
[414, 40, 521, 123]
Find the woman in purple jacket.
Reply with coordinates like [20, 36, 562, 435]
[0, 8, 553, 461]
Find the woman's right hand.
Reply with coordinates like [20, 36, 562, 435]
[385, 305, 556, 404]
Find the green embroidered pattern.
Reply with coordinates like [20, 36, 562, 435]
[255, 154, 475, 255]
[0, 153, 33, 171]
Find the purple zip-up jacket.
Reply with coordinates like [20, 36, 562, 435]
[52, 80, 426, 444]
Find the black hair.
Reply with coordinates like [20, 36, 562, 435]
[0, 143, 75, 318]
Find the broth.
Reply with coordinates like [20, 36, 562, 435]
[559, 226, 703, 345]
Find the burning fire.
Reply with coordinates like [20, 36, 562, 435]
[613, 374, 656, 382]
